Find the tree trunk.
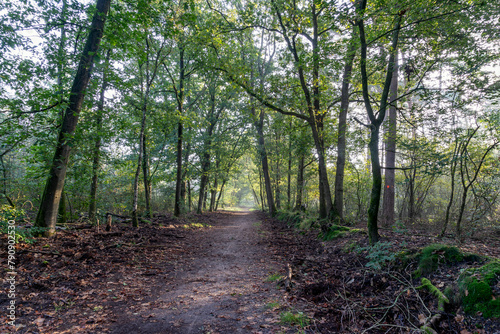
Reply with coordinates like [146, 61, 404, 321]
[34, 0, 111, 236]
[456, 185, 469, 240]
[382, 52, 398, 226]
[259, 168, 265, 210]
[187, 179, 192, 212]
[215, 179, 227, 211]
[142, 132, 151, 217]
[408, 169, 416, 221]
[310, 122, 332, 219]
[174, 47, 185, 217]
[88, 50, 110, 222]
[357, 0, 403, 244]
[210, 176, 218, 212]
[132, 106, 147, 228]
[197, 153, 209, 214]
[254, 109, 276, 215]
[367, 126, 382, 244]
[295, 154, 305, 211]
[275, 130, 281, 210]
[440, 140, 460, 237]
[333, 33, 356, 221]
[287, 122, 292, 210]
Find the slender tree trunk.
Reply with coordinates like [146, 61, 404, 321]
[295, 154, 305, 211]
[187, 179, 192, 212]
[174, 48, 185, 217]
[88, 50, 110, 222]
[382, 52, 398, 226]
[210, 177, 217, 212]
[56, 0, 67, 101]
[249, 173, 260, 208]
[254, 109, 276, 215]
[132, 106, 147, 228]
[456, 185, 469, 240]
[142, 132, 151, 217]
[408, 169, 416, 221]
[35, 0, 111, 236]
[333, 32, 356, 221]
[259, 168, 265, 210]
[275, 131, 281, 210]
[440, 140, 460, 237]
[357, 0, 403, 244]
[197, 153, 210, 214]
[287, 123, 292, 210]
[215, 179, 227, 211]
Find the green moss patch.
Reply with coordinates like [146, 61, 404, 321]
[458, 261, 500, 318]
[320, 225, 363, 241]
[412, 244, 477, 277]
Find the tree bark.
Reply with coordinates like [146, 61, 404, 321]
[132, 104, 147, 228]
[333, 31, 356, 221]
[295, 154, 305, 211]
[174, 47, 185, 217]
[35, 0, 111, 236]
[89, 49, 110, 222]
[197, 88, 220, 214]
[210, 177, 218, 212]
[382, 51, 398, 226]
[287, 121, 292, 210]
[440, 139, 460, 237]
[142, 132, 151, 217]
[254, 108, 276, 215]
[357, 0, 403, 244]
[367, 126, 382, 244]
[275, 129, 281, 210]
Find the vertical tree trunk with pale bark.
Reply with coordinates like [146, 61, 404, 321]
[382, 51, 398, 226]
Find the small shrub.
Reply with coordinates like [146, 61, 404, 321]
[0, 205, 38, 243]
[392, 220, 408, 234]
[360, 241, 396, 270]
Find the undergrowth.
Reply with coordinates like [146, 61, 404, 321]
[0, 205, 41, 243]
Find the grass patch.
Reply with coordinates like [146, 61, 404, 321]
[265, 273, 283, 282]
[264, 301, 280, 310]
[280, 310, 310, 327]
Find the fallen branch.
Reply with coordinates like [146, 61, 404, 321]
[417, 278, 449, 312]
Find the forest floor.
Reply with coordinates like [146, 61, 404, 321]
[1, 210, 500, 333]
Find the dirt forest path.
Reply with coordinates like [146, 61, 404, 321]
[111, 210, 288, 334]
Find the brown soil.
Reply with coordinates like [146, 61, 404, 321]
[1, 210, 500, 333]
[0, 211, 298, 333]
[109, 210, 287, 333]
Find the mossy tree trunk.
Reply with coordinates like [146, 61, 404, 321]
[357, 0, 403, 244]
